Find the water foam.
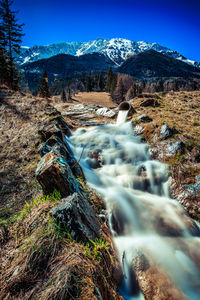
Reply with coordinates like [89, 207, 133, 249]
[68, 121, 200, 299]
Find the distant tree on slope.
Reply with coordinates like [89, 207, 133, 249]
[61, 88, 66, 102]
[106, 68, 113, 92]
[0, 24, 8, 84]
[112, 73, 134, 103]
[97, 74, 104, 91]
[0, 0, 24, 89]
[38, 70, 50, 98]
[113, 77, 125, 103]
[106, 68, 117, 94]
[126, 84, 136, 100]
[86, 76, 92, 92]
[67, 87, 72, 102]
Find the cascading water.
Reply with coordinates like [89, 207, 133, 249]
[116, 110, 129, 126]
[67, 110, 200, 300]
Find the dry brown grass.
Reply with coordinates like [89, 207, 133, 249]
[0, 193, 122, 300]
[132, 90, 200, 220]
[73, 92, 116, 108]
[132, 91, 200, 144]
[0, 88, 123, 300]
[52, 92, 116, 110]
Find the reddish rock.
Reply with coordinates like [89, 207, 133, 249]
[36, 152, 82, 197]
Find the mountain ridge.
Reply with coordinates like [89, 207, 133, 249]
[118, 49, 200, 79]
[18, 38, 200, 68]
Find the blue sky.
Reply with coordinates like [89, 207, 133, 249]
[13, 0, 200, 62]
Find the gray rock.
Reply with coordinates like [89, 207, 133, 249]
[159, 124, 173, 139]
[45, 104, 61, 116]
[96, 107, 116, 118]
[53, 116, 71, 137]
[166, 141, 184, 156]
[39, 135, 65, 157]
[50, 193, 100, 243]
[62, 104, 97, 120]
[38, 122, 61, 142]
[135, 114, 152, 122]
[134, 125, 144, 135]
[132, 250, 150, 272]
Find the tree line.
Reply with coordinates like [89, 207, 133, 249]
[41, 67, 140, 102]
[0, 0, 24, 90]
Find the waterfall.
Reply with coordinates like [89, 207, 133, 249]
[68, 120, 200, 300]
[116, 110, 129, 125]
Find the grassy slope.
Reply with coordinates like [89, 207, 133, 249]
[0, 88, 122, 300]
[1, 88, 200, 298]
[131, 90, 200, 220]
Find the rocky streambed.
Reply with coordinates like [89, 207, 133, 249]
[35, 100, 200, 300]
[1, 88, 200, 300]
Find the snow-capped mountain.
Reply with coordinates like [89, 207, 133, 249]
[19, 38, 200, 68]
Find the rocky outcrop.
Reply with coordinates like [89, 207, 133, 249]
[50, 192, 100, 243]
[36, 117, 101, 243]
[39, 135, 83, 178]
[36, 151, 83, 197]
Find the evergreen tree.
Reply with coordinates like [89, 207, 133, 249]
[105, 68, 113, 92]
[86, 76, 92, 92]
[67, 87, 72, 102]
[110, 73, 117, 94]
[97, 74, 104, 91]
[61, 88, 66, 102]
[38, 70, 50, 98]
[0, 24, 8, 84]
[0, 0, 24, 89]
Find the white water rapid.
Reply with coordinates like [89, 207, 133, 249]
[67, 112, 200, 299]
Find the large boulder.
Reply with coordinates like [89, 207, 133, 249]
[36, 152, 82, 197]
[39, 135, 84, 178]
[50, 192, 100, 242]
[130, 250, 188, 300]
[39, 135, 65, 157]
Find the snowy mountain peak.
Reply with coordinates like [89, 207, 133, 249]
[18, 38, 200, 68]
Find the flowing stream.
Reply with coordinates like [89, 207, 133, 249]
[68, 111, 200, 300]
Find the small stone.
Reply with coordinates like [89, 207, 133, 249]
[135, 114, 152, 122]
[134, 125, 144, 135]
[166, 141, 184, 156]
[159, 124, 174, 140]
[96, 107, 116, 118]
